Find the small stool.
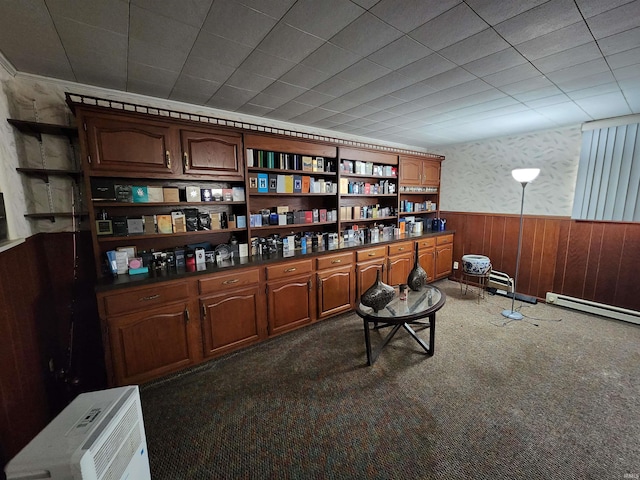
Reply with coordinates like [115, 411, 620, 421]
[460, 255, 492, 303]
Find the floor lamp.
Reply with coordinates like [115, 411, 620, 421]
[502, 168, 540, 321]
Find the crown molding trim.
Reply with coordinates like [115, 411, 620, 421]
[0, 52, 17, 77]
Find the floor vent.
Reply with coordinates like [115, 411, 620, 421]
[546, 293, 640, 325]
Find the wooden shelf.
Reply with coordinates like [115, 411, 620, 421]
[399, 190, 438, 195]
[17, 168, 82, 182]
[341, 216, 398, 223]
[340, 173, 397, 180]
[25, 212, 88, 222]
[249, 192, 335, 197]
[97, 227, 245, 243]
[251, 221, 336, 231]
[8, 119, 78, 140]
[339, 194, 397, 198]
[92, 200, 245, 207]
[248, 167, 336, 177]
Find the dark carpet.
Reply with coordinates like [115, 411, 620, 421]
[140, 279, 640, 479]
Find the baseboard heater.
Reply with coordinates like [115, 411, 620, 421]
[546, 292, 640, 325]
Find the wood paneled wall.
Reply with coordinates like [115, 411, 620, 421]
[443, 212, 640, 312]
[0, 232, 103, 470]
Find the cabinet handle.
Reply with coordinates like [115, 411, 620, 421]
[331, 259, 342, 264]
[222, 278, 239, 285]
[317, 274, 322, 290]
[308, 279, 312, 290]
[202, 304, 206, 317]
[140, 294, 160, 302]
[165, 150, 171, 169]
[184, 308, 190, 324]
[285, 267, 297, 272]
[183, 152, 189, 170]
[398, 247, 405, 251]
[368, 252, 376, 257]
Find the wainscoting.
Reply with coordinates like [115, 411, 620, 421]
[443, 212, 640, 312]
[0, 232, 103, 467]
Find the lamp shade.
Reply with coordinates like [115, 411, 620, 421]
[512, 168, 540, 183]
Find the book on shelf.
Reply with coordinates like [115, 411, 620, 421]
[266, 151, 275, 169]
[232, 186, 245, 202]
[171, 211, 186, 233]
[248, 174, 258, 193]
[157, 214, 173, 234]
[293, 175, 302, 193]
[257, 173, 268, 193]
[302, 155, 313, 172]
[257, 150, 265, 168]
[268, 174, 278, 193]
[302, 176, 310, 193]
[115, 185, 133, 203]
[276, 174, 286, 193]
[284, 175, 294, 193]
[132, 186, 148, 203]
[246, 148, 254, 167]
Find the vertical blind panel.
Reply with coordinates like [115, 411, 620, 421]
[573, 122, 640, 222]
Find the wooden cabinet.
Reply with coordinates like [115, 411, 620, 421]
[386, 241, 413, 286]
[266, 259, 315, 335]
[355, 244, 389, 299]
[107, 300, 198, 385]
[435, 234, 454, 279]
[180, 128, 244, 180]
[199, 267, 266, 358]
[399, 156, 440, 186]
[416, 238, 436, 282]
[316, 252, 355, 319]
[83, 112, 176, 175]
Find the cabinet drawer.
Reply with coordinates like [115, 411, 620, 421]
[356, 246, 386, 262]
[316, 252, 353, 270]
[199, 268, 260, 295]
[266, 259, 313, 281]
[417, 237, 436, 249]
[388, 242, 413, 256]
[103, 282, 190, 317]
[436, 234, 454, 245]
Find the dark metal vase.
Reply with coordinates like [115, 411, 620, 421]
[361, 269, 395, 312]
[407, 243, 428, 291]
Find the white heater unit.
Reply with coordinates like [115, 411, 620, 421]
[486, 270, 514, 294]
[5, 386, 151, 480]
[546, 292, 640, 325]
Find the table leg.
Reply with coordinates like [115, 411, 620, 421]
[363, 318, 373, 366]
[364, 321, 403, 366]
[429, 313, 436, 355]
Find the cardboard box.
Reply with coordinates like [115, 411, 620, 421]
[147, 187, 164, 203]
[163, 187, 179, 203]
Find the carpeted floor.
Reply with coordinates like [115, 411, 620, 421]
[140, 279, 640, 479]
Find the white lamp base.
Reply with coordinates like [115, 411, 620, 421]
[502, 309, 523, 320]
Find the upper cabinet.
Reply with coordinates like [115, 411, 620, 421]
[399, 156, 440, 186]
[83, 112, 176, 176]
[180, 128, 244, 180]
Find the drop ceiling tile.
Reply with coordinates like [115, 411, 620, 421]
[225, 70, 276, 91]
[127, 78, 173, 98]
[202, 1, 278, 47]
[294, 89, 335, 107]
[575, 0, 635, 18]
[128, 62, 180, 87]
[523, 93, 572, 108]
[337, 59, 391, 86]
[342, 104, 382, 117]
[172, 74, 222, 100]
[278, 64, 331, 89]
[499, 76, 555, 95]
[606, 46, 640, 69]
[494, 0, 582, 45]
[129, 38, 191, 72]
[365, 95, 406, 109]
[364, 73, 417, 96]
[438, 29, 510, 65]
[338, 86, 386, 104]
[131, 0, 213, 28]
[544, 58, 610, 83]
[566, 82, 622, 100]
[312, 118, 342, 128]
[465, 0, 548, 25]
[73, 66, 126, 90]
[320, 97, 361, 112]
[396, 54, 457, 82]
[238, 0, 297, 19]
[422, 67, 477, 91]
[462, 47, 528, 77]
[46, 0, 129, 34]
[613, 64, 640, 81]
[482, 63, 540, 87]
[181, 55, 236, 84]
[209, 85, 258, 108]
[515, 21, 593, 60]
[283, 0, 363, 40]
[389, 82, 438, 102]
[409, 3, 487, 51]
[587, 1, 640, 39]
[426, 89, 510, 114]
[532, 42, 604, 73]
[367, 36, 433, 70]
[555, 71, 616, 91]
[313, 76, 358, 97]
[330, 12, 403, 57]
[130, 5, 199, 54]
[236, 103, 275, 116]
[301, 42, 363, 75]
[261, 81, 308, 101]
[598, 27, 640, 55]
[385, 101, 426, 116]
[269, 100, 317, 119]
[189, 32, 254, 68]
[574, 91, 633, 117]
[365, 109, 403, 122]
[512, 86, 564, 102]
[257, 23, 325, 63]
[239, 50, 297, 79]
[341, 117, 378, 129]
[169, 88, 215, 105]
[53, 16, 128, 59]
[371, 0, 461, 33]
[323, 112, 358, 124]
[6, 53, 75, 81]
[291, 108, 338, 124]
[246, 93, 289, 109]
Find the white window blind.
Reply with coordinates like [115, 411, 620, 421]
[572, 122, 640, 221]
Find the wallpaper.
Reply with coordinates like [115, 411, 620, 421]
[435, 126, 582, 217]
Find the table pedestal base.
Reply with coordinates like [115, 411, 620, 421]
[363, 315, 435, 366]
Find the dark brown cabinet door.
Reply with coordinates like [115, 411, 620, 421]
[108, 301, 196, 385]
[387, 252, 413, 287]
[85, 113, 176, 174]
[418, 248, 436, 283]
[399, 157, 422, 185]
[435, 244, 453, 278]
[180, 128, 244, 179]
[317, 266, 354, 319]
[267, 274, 315, 335]
[356, 260, 386, 299]
[201, 285, 266, 358]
